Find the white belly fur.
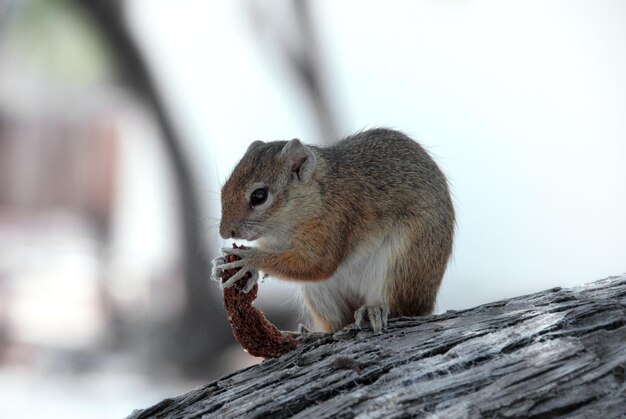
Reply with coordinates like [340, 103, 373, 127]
[301, 230, 404, 327]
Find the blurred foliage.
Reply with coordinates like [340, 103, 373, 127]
[3, 0, 112, 85]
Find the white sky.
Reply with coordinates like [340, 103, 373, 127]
[127, 0, 626, 311]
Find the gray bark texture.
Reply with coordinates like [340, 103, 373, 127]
[129, 274, 626, 418]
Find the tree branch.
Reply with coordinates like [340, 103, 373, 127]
[129, 274, 626, 418]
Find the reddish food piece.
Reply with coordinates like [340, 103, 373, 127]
[221, 244, 299, 358]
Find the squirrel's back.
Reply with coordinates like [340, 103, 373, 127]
[317, 128, 452, 222]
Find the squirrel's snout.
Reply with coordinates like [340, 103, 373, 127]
[219, 220, 254, 240]
[219, 221, 235, 239]
[220, 230, 234, 239]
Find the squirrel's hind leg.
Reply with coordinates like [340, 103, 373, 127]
[354, 304, 390, 333]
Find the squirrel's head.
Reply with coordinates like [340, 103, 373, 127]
[219, 138, 317, 242]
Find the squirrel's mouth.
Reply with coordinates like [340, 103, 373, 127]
[242, 229, 261, 241]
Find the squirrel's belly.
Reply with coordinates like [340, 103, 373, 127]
[301, 231, 405, 328]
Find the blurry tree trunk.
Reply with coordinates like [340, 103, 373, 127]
[246, 0, 341, 144]
[129, 275, 626, 418]
[289, 1, 340, 143]
[0, 0, 14, 32]
[74, 0, 231, 377]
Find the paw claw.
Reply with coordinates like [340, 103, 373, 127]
[222, 268, 247, 288]
[218, 259, 246, 270]
[242, 270, 259, 293]
[210, 256, 226, 282]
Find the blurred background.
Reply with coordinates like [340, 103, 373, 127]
[0, 0, 625, 417]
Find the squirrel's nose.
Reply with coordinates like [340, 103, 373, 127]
[219, 222, 231, 239]
[219, 220, 238, 239]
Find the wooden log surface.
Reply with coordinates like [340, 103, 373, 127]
[129, 275, 626, 418]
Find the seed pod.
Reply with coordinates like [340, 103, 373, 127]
[221, 244, 299, 358]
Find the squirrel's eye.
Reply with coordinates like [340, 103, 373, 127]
[250, 187, 268, 207]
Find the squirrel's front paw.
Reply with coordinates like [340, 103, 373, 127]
[211, 256, 227, 282]
[211, 247, 259, 293]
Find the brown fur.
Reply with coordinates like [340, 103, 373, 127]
[220, 128, 455, 331]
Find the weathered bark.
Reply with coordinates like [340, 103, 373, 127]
[129, 275, 626, 418]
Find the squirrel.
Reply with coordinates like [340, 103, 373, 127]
[212, 128, 455, 333]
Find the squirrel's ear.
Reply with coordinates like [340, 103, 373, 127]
[245, 140, 264, 154]
[281, 138, 316, 182]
